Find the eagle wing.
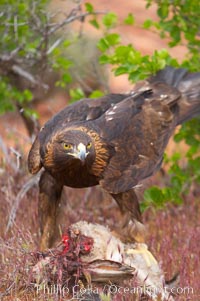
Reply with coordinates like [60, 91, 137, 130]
[98, 83, 181, 194]
[28, 94, 127, 174]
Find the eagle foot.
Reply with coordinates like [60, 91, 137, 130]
[117, 219, 146, 244]
[126, 243, 157, 267]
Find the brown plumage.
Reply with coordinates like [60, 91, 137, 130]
[28, 66, 200, 250]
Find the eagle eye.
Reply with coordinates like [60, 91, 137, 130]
[63, 143, 72, 150]
[87, 142, 92, 149]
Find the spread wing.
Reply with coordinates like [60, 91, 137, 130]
[28, 94, 127, 174]
[98, 83, 181, 194]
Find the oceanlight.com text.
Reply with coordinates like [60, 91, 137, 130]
[34, 283, 194, 298]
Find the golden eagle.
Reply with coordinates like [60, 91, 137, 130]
[28, 67, 200, 250]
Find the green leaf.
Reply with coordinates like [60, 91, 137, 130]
[145, 0, 153, 9]
[89, 19, 100, 29]
[99, 54, 110, 64]
[114, 45, 133, 62]
[62, 73, 72, 84]
[143, 186, 165, 207]
[24, 108, 39, 120]
[97, 38, 109, 52]
[102, 12, 118, 29]
[105, 33, 120, 46]
[98, 34, 120, 52]
[69, 88, 85, 103]
[143, 19, 153, 29]
[62, 40, 71, 48]
[124, 13, 135, 25]
[0, 99, 14, 114]
[114, 65, 129, 76]
[170, 152, 182, 163]
[128, 70, 144, 82]
[157, 3, 169, 19]
[85, 2, 94, 13]
[142, 184, 183, 211]
[89, 90, 104, 98]
[23, 89, 33, 102]
[54, 57, 73, 71]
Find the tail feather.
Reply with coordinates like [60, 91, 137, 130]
[150, 66, 200, 125]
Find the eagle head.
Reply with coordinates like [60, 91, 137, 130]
[42, 129, 96, 173]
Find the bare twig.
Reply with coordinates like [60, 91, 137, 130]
[0, 137, 18, 172]
[14, 15, 18, 42]
[48, 11, 105, 36]
[47, 37, 63, 55]
[11, 65, 49, 90]
[0, 45, 23, 61]
[9, 147, 22, 170]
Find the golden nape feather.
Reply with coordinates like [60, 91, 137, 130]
[27, 66, 200, 250]
[32, 221, 175, 301]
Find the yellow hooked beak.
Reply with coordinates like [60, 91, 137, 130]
[70, 143, 88, 162]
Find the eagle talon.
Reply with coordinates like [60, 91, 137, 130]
[127, 220, 146, 243]
[116, 217, 146, 244]
[126, 244, 158, 267]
